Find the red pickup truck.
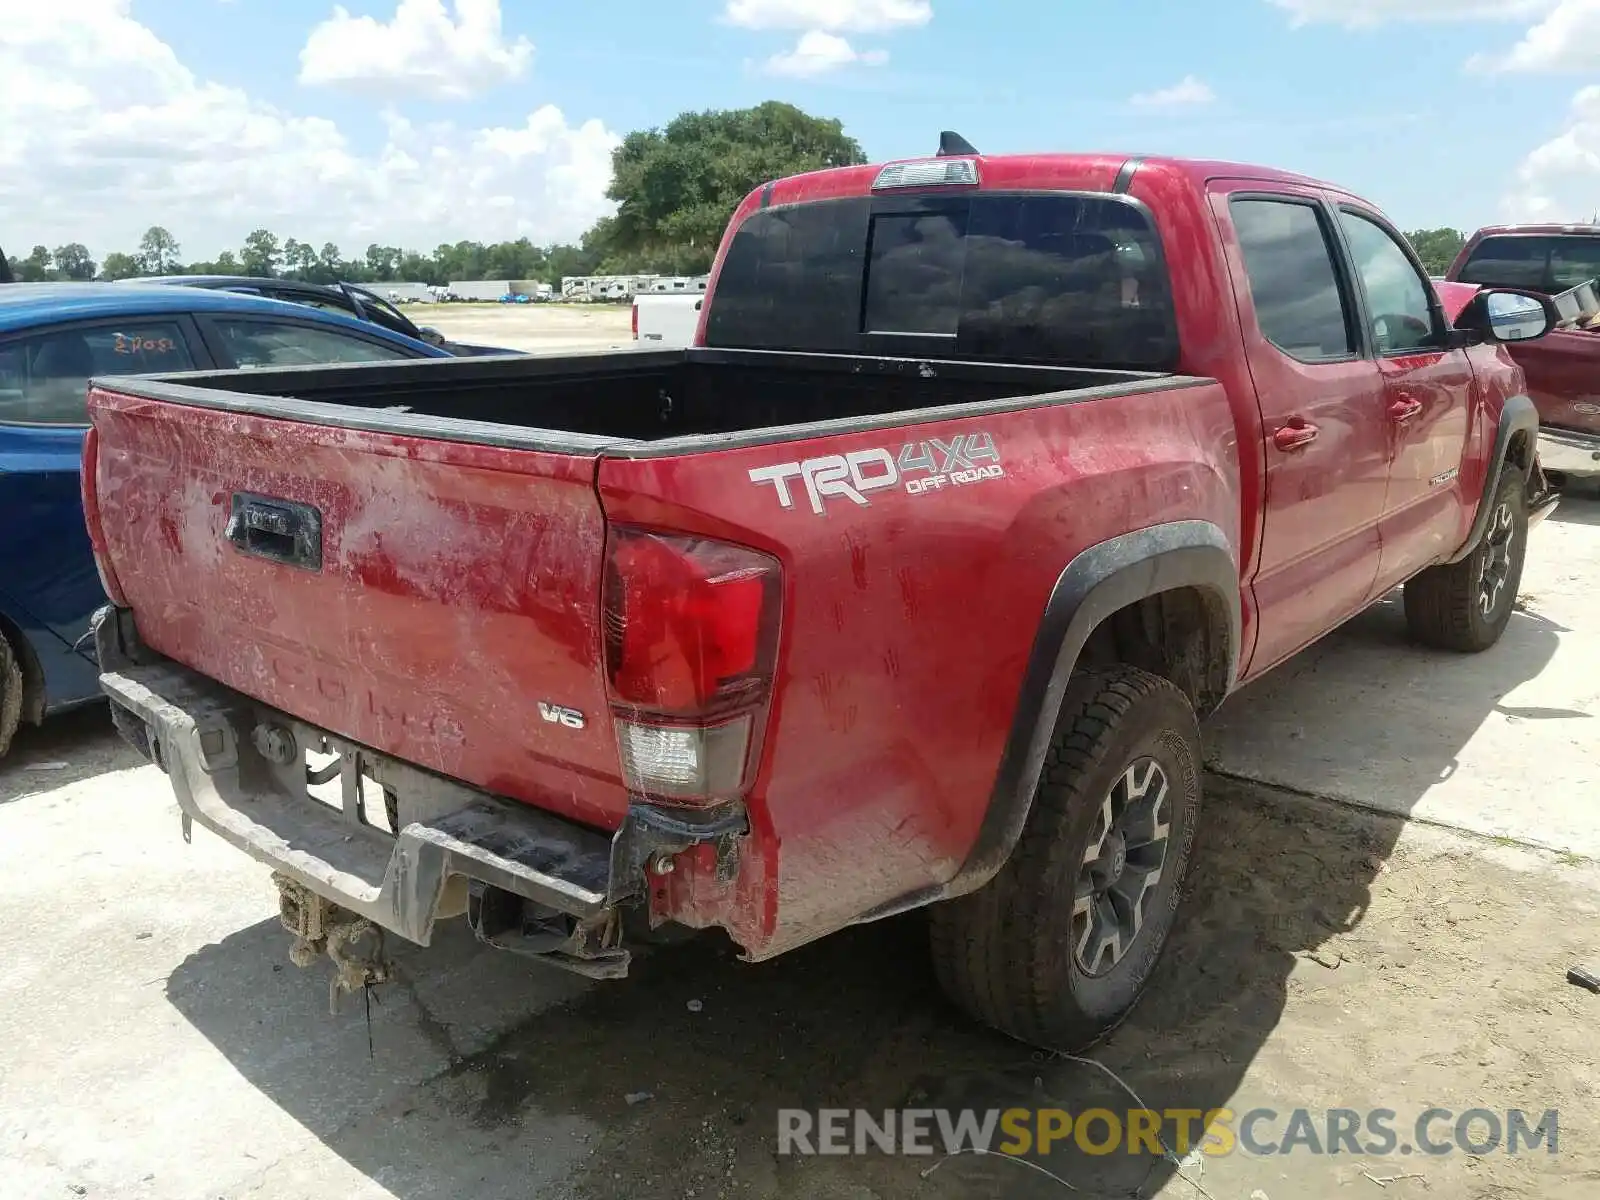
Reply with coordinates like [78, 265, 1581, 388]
[1446, 223, 1600, 482]
[84, 146, 1560, 1051]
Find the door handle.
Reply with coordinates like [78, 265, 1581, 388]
[1388, 397, 1424, 422]
[1272, 420, 1319, 452]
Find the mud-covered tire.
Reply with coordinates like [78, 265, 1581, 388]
[1404, 467, 1528, 653]
[0, 634, 24, 761]
[928, 665, 1202, 1050]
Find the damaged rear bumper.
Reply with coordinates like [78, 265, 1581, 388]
[93, 607, 747, 980]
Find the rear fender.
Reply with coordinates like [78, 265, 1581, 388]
[857, 520, 1239, 919]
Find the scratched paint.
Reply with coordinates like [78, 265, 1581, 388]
[88, 389, 630, 832]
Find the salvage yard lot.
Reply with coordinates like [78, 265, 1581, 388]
[2, 308, 1596, 1199]
[416, 302, 633, 354]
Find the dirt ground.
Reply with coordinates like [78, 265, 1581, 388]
[4, 728, 1597, 1200]
[415, 302, 632, 354]
[369, 786, 1600, 1200]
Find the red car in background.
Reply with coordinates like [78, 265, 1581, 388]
[1447, 225, 1600, 482]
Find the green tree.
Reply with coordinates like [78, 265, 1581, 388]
[281, 238, 318, 280]
[365, 244, 401, 281]
[430, 240, 493, 282]
[318, 242, 345, 284]
[1406, 228, 1467, 277]
[52, 243, 96, 280]
[397, 250, 437, 284]
[16, 245, 54, 281]
[485, 237, 542, 280]
[240, 229, 280, 277]
[599, 101, 866, 274]
[137, 225, 181, 274]
[99, 251, 141, 280]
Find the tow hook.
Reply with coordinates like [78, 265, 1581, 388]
[272, 872, 393, 1014]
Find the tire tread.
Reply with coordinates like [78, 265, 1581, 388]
[930, 664, 1198, 1049]
[0, 636, 24, 761]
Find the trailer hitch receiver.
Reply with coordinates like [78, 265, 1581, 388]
[274, 872, 394, 1013]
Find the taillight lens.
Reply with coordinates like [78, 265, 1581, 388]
[603, 528, 781, 805]
[631, 302, 639, 339]
[605, 529, 778, 714]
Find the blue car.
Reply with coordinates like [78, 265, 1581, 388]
[0, 282, 450, 757]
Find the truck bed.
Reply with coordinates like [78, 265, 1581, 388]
[97, 346, 1195, 454]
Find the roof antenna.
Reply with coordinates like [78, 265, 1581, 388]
[937, 131, 979, 157]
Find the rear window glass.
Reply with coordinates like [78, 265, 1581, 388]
[0, 321, 194, 425]
[703, 194, 1179, 370]
[1456, 235, 1600, 295]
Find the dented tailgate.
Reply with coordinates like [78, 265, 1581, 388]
[86, 387, 630, 831]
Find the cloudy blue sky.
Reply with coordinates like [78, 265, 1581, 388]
[5, 0, 1600, 261]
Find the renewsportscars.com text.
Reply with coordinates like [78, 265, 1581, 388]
[777, 1106, 1559, 1159]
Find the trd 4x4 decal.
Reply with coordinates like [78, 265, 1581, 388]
[748, 433, 1004, 515]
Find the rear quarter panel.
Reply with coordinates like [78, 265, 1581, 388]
[599, 380, 1240, 957]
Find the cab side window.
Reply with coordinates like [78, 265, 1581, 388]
[1229, 198, 1355, 362]
[1338, 210, 1437, 354]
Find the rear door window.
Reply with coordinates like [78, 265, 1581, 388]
[704, 193, 1179, 370]
[1229, 198, 1355, 361]
[0, 320, 196, 425]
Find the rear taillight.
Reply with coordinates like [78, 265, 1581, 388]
[603, 527, 781, 807]
[79, 417, 128, 606]
[631, 302, 639, 339]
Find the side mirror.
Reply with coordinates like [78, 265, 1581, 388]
[1455, 287, 1560, 344]
[418, 326, 446, 346]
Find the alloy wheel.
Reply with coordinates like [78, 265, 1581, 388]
[1478, 500, 1516, 618]
[1071, 757, 1172, 977]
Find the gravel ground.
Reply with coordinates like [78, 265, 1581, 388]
[417, 303, 632, 354]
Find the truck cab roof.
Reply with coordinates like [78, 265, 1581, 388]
[1464, 223, 1600, 238]
[752, 151, 1341, 210]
